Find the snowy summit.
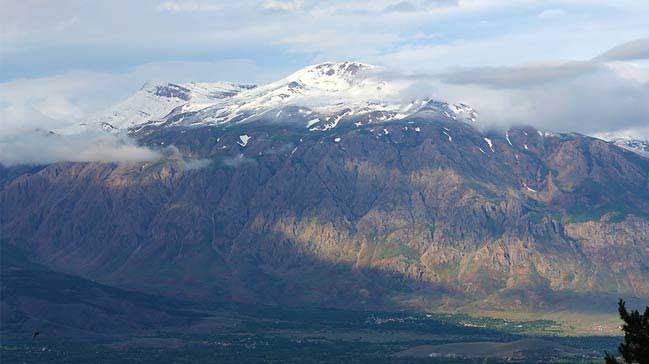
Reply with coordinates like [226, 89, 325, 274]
[69, 62, 478, 135]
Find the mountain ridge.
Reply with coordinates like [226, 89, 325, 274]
[3, 62, 649, 335]
[55, 61, 645, 159]
[4, 118, 648, 321]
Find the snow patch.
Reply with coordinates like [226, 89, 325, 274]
[484, 137, 495, 152]
[307, 118, 320, 128]
[523, 183, 537, 192]
[237, 134, 251, 147]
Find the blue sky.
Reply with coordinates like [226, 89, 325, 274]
[1, 0, 648, 161]
[2, 0, 648, 81]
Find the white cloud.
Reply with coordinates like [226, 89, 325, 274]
[3, 1, 647, 82]
[0, 59, 265, 130]
[416, 38, 649, 136]
[279, 30, 402, 61]
[156, 1, 222, 12]
[261, 0, 305, 12]
[594, 126, 649, 141]
[436, 61, 601, 88]
[538, 8, 566, 20]
[383, 1, 419, 13]
[0, 59, 266, 165]
[0, 0, 80, 50]
[594, 38, 649, 61]
[605, 59, 649, 83]
[0, 130, 161, 166]
[33, 95, 85, 121]
[426, 61, 649, 135]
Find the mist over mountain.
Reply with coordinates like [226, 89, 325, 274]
[4, 57, 648, 166]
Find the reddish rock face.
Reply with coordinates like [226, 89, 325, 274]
[2, 119, 649, 313]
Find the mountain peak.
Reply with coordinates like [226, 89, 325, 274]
[290, 61, 377, 79]
[140, 81, 191, 100]
[275, 61, 381, 94]
[83, 63, 479, 133]
[286, 61, 379, 83]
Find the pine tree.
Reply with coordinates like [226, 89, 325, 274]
[604, 299, 649, 364]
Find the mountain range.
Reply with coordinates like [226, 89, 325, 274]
[2, 62, 649, 336]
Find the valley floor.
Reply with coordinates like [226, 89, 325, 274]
[1, 305, 618, 363]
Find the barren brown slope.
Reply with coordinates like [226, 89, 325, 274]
[2, 119, 648, 321]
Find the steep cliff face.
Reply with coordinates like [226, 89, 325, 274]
[3, 118, 648, 313]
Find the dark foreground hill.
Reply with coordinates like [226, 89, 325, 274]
[1, 244, 202, 339]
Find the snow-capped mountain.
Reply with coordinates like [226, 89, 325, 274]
[96, 81, 256, 130]
[57, 81, 255, 135]
[139, 61, 478, 132]
[76, 62, 477, 135]
[55, 61, 649, 162]
[611, 138, 649, 157]
[7, 63, 649, 339]
[593, 130, 649, 158]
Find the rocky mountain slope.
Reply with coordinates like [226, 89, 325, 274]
[2, 62, 649, 330]
[611, 138, 649, 158]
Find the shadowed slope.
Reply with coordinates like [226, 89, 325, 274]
[0, 245, 202, 339]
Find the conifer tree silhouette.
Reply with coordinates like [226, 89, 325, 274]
[604, 299, 649, 364]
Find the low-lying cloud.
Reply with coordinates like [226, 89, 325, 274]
[222, 154, 256, 167]
[0, 59, 267, 166]
[0, 130, 160, 166]
[594, 37, 649, 62]
[182, 158, 211, 170]
[436, 61, 602, 89]
[419, 40, 649, 137]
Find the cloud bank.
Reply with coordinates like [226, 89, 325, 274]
[0, 59, 268, 166]
[594, 38, 649, 62]
[436, 61, 602, 89]
[425, 40, 649, 136]
[0, 130, 160, 166]
[3, 1, 647, 81]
